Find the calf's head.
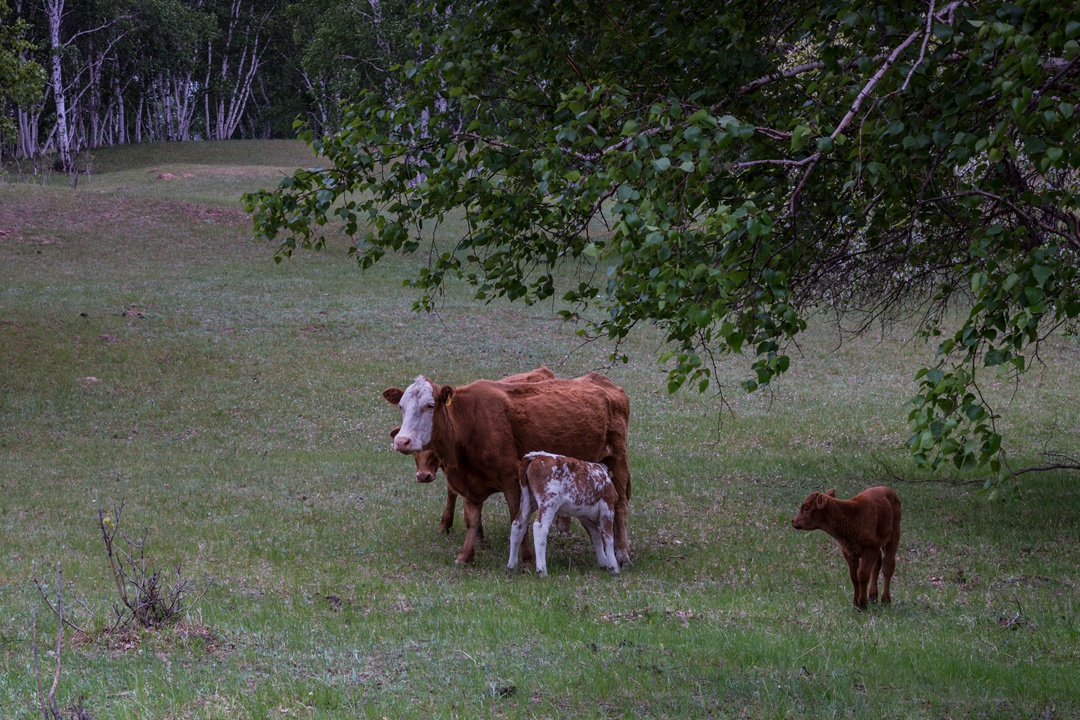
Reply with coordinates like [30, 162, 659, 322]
[382, 376, 454, 454]
[791, 488, 837, 530]
[390, 426, 442, 483]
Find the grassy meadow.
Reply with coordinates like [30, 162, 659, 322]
[1, 140, 1078, 719]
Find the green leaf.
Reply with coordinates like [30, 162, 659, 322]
[1031, 264, 1052, 287]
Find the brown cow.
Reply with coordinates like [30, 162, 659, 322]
[383, 373, 632, 565]
[508, 452, 619, 577]
[791, 486, 902, 610]
[387, 368, 556, 536]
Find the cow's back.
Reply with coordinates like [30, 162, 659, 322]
[492, 378, 627, 461]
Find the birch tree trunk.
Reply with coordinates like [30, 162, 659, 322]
[208, 0, 271, 140]
[44, 0, 74, 179]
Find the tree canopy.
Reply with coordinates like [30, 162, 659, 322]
[0, 2, 43, 151]
[251, 0, 1078, 492]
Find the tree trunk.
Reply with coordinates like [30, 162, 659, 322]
[45, 0, 74, 179]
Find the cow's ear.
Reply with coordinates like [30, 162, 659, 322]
[389, 426, 400, 439]
[825, 488, 837, 497]
[815, 493, 828, 509]
[439, 385, 455, 407]
[383, 387, 404, 406]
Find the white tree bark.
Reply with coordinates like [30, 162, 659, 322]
[207, 0, 272, 140]
[44, 0, 73, 175]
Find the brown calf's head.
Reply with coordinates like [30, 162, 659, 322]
[390, 427, 442, 482]
[791, 488, 837, 530]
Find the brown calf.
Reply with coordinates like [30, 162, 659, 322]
[791, 486, 901, 610]
[389, 427, 477, 537]
[507, 452, 619, 578]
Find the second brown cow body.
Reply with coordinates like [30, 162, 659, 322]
[791, 486, 902, 610]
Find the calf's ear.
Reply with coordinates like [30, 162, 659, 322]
[815, 493, 828, 509]
[383, 387, 404, 406]
[825, 488, 837, 497]
[438, 385, 455, 407]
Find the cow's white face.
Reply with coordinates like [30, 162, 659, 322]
[392, 376, 437, 453]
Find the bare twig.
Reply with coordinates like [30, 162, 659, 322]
[32, 563, 86, 636]
[32, 564, 66, 720]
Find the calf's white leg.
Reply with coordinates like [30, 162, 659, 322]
[532, 503, 560, 578]
[507, 486, 533, 570]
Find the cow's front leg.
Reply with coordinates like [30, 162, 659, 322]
[842, 549, 866, 610]
[456, 498, 484, 564]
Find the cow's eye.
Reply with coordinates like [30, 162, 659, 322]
[424, 403, 435, 411]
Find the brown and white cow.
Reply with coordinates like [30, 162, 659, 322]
[508, 451, 619, 577]
[387, 368, 556, 536]
[791, 486, 902, 610]
[383, 372, 632, 565]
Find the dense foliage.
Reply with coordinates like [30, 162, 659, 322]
[0, 2, 43, 151]
[0, 0, 428, 164]
[247, 1, 1080, 491]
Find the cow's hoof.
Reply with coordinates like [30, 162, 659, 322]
[616, 551, 632, 567]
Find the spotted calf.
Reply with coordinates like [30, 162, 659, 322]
[507, 451, 619, 577]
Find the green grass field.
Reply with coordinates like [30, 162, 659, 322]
[1, 141, 1077, 719]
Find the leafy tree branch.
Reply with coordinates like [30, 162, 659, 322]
[247, 0, 1080, 492]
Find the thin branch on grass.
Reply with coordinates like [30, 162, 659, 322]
[32, 563, 86, 636]
[32, 563, 66, 720]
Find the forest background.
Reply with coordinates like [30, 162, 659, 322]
[0, 0, 422, 170]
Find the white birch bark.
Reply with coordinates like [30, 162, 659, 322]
[208, 0, 272, 140]
[44, 0, 73, 175]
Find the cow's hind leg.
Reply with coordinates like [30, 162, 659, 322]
[880, 534, 899, 604]
[605, 454, 633, 567]
[868, 548, 883, 603]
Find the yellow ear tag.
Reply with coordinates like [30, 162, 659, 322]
[445, 396, 452, 407]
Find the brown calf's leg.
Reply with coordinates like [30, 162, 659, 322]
[868, 548, 883, 603]
[439, 487, 457, 534]
[456, 498, 483, 564]
[843, 550, 866, 610]
[856, 549, 879, 610]
[880, 536, 899, 604]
